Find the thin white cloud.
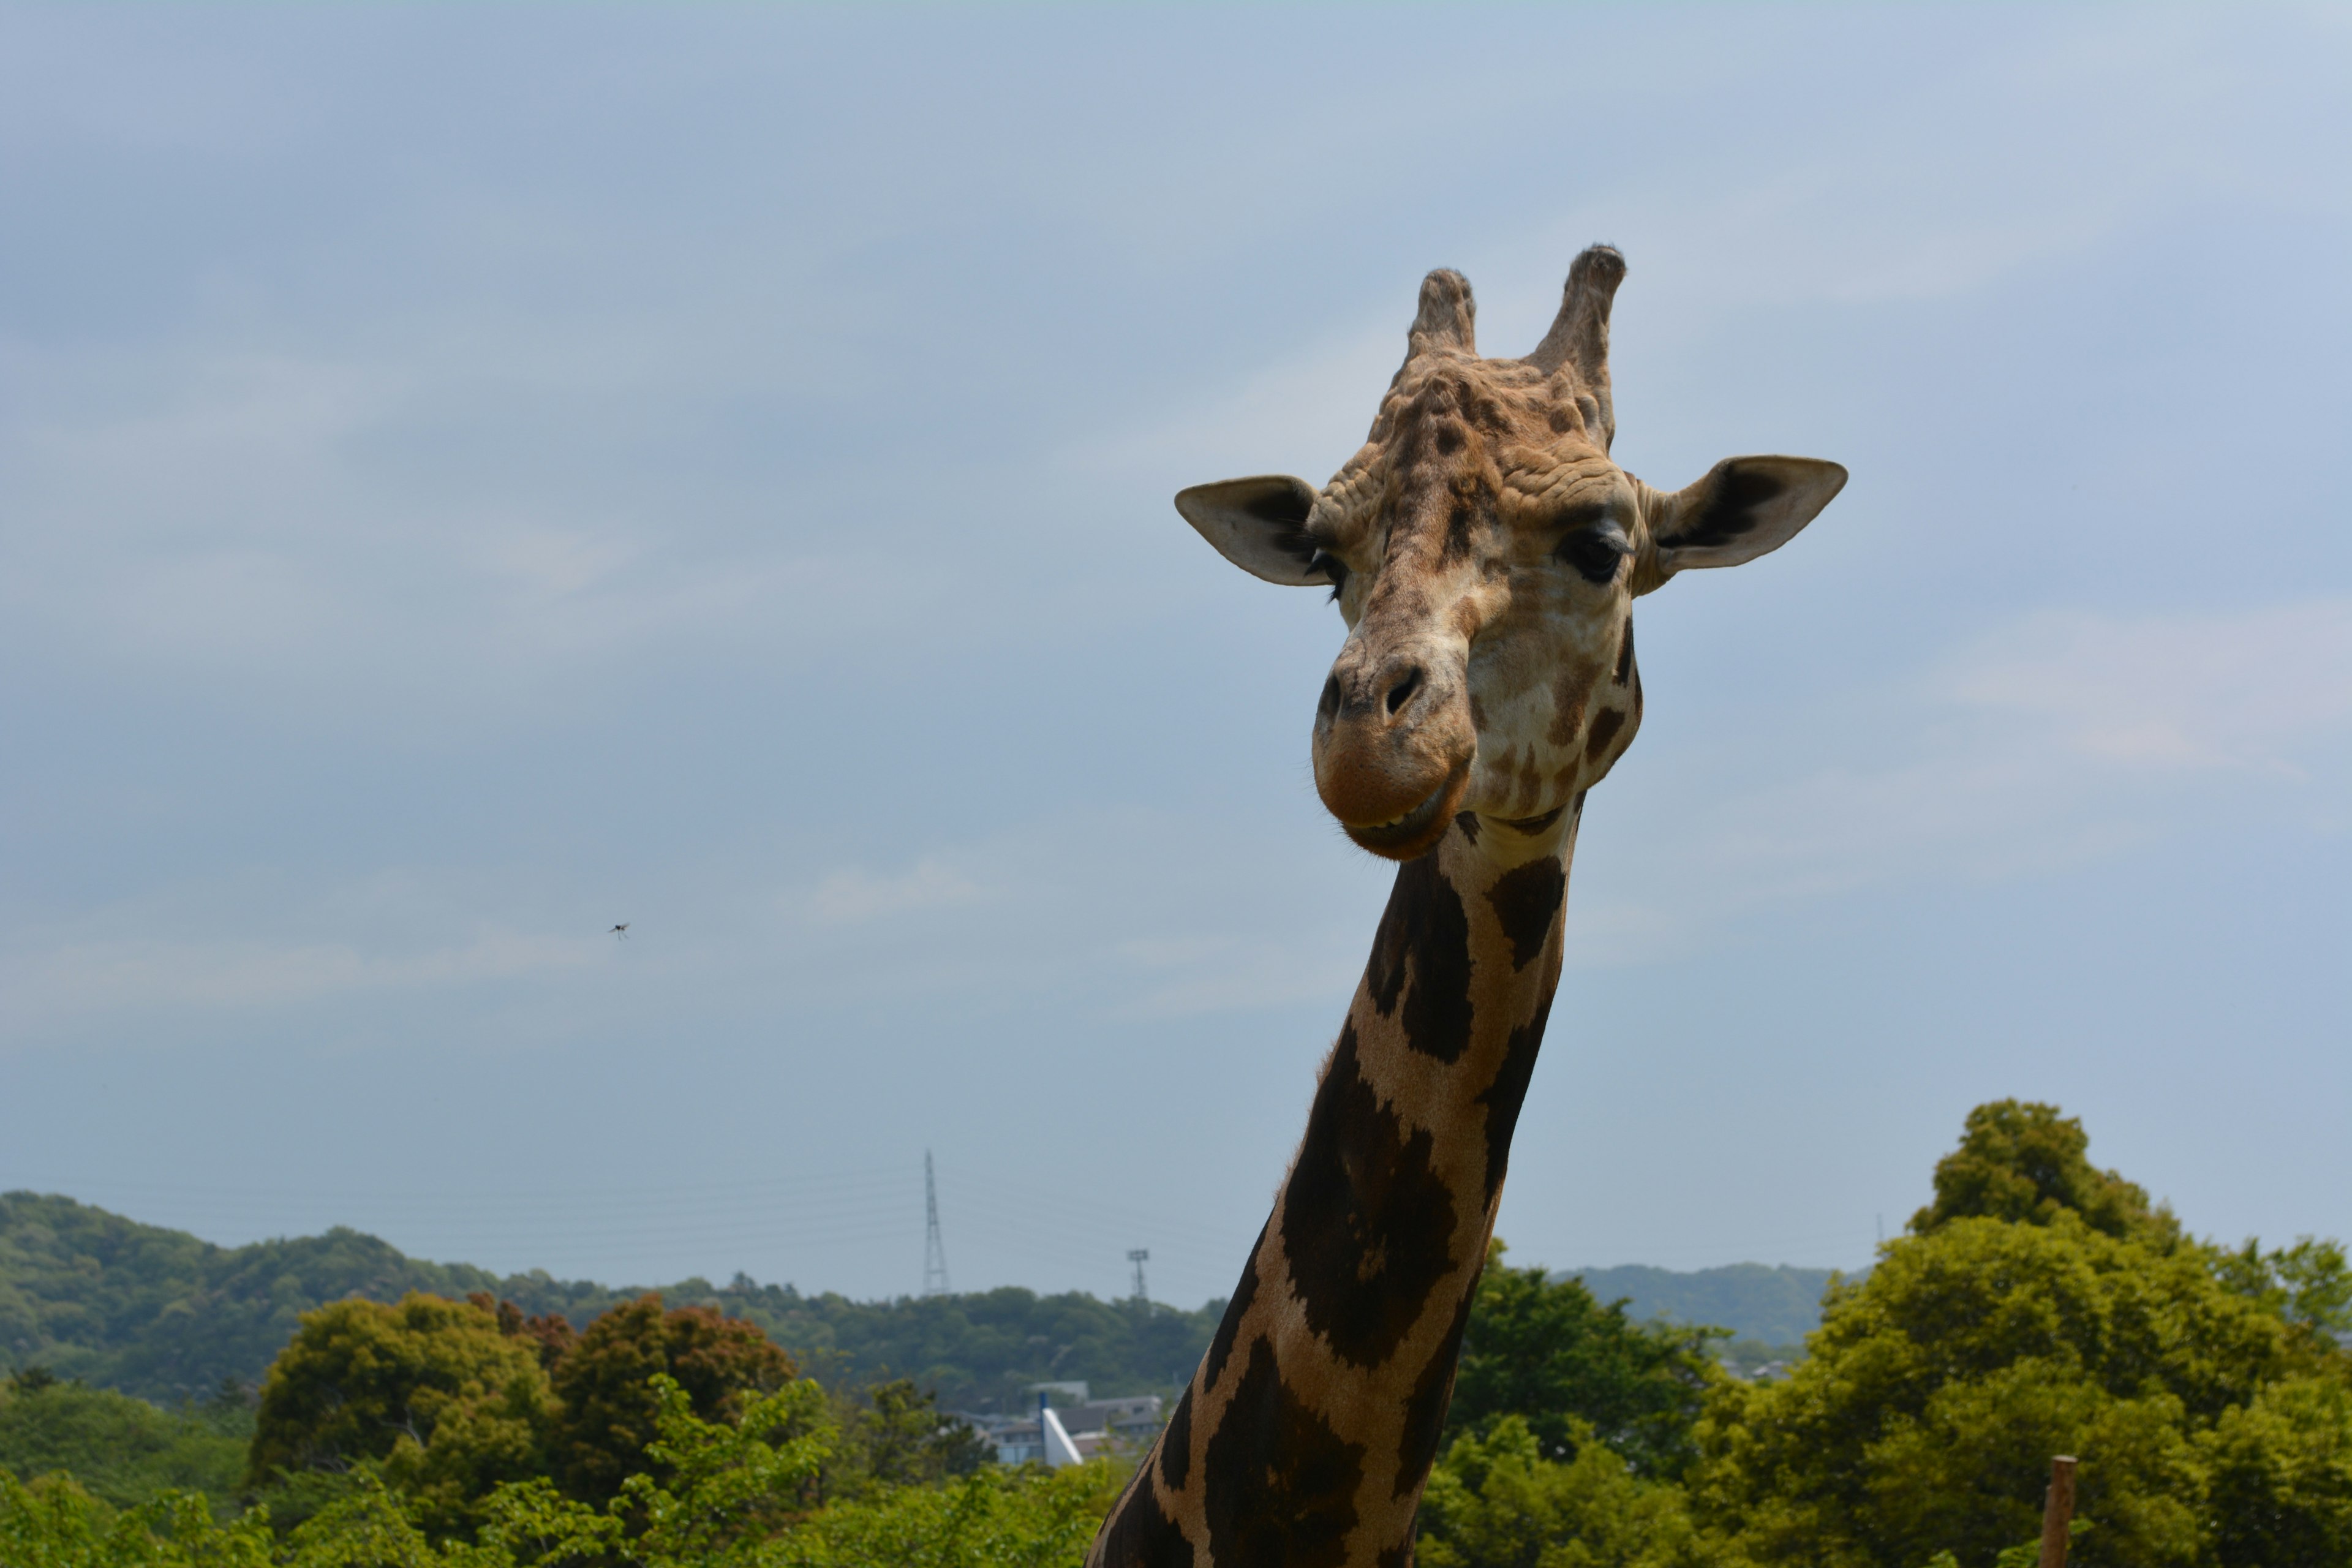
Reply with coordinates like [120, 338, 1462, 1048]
[1114, 944, 1362, 1023]
[1569, 598, 2352, 964]
[1939, 600, 2352, 776]
[1072, 320, 1398, 485]
[0, 927, 596, 1027]
[801, 859, 985, 926]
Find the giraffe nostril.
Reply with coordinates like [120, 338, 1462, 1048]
[1384, 666, 1424, 717]
[1318, 676, 1342, 720]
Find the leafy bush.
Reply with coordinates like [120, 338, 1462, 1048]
[1417, 1415, 1716, 1568]
[0, 1370, 1121, 1568]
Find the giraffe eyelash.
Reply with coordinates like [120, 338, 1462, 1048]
[1311, 552, 1350, 601]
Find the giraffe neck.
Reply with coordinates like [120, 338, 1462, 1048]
[1093, 804, 1580, 1568]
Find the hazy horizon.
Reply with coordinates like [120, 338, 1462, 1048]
[15, 1183, 1855, 1312]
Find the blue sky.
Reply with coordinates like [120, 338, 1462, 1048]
[2, 5, 2346, 1310]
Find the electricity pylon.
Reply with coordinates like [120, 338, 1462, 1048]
[922, 1150, 951, 1297]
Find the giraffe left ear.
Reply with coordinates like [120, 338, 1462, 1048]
[1173, 475, 1338, 587]
[1639, 456, 1847, 590]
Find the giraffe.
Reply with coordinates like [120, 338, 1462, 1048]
[1087, 247, 1846, 1568]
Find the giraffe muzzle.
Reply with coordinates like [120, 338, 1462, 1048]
[1312, 645, 1476, 860]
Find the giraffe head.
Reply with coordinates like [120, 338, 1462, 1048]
[1178, 247, 1845, 861]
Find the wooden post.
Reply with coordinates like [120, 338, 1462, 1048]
[2038, 1455, 2078, 1568]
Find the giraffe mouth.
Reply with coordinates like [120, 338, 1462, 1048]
[1341, 762, 1471, 861]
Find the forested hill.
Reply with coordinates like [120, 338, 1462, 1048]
[2, 1191, 1846, 1410]
[1570, 1262, 1843, 1345]
[0, 1192, 1220, 1411]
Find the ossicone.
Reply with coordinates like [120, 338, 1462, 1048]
[1408, 269, 1477, 358]
[1525, 244, 1627, 447]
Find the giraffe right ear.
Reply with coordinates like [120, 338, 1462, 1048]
[1637, 455, 1847, 592]
[1174, 475, 1338, 587]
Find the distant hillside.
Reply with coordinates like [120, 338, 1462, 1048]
[4, 1191, 1850, 1409]
[1564, 1262, 1847, 1345]
[0, 1191, 1217, 1412]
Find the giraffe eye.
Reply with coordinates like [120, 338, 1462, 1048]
[1555, 522, 1630, 584]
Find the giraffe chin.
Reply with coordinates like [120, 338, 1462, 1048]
[1339, 764, 1472, 861]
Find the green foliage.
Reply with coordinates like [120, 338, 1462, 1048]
[1447, 1243, 1725, 1478]
[1417, 1415, 1719, 1568]
[2199, 1373, 2352, 1564]
[0, 1369, 1122, 1568]
[1693, 1096, 2352, 1568]
[247, 1294, 557, 1539]
[1910, 1099, 2177, 1247]
[768, 1458, 1128, 1568]
[620, 1374, 832, 1562]
[546, 1294, 796, 1508]
[0, 1469, 276, 1568]
[1691, 1215, 2274, 1565]
[0, 1374, 248, 1510]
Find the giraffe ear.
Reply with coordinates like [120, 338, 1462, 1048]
[1173, 475, 1336, 587]
[1640, 456, 1847, 589]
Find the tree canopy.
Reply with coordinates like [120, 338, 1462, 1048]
[0, 1369, 246, 1510]
[1911, 1099, 2178, 1246]
[1419, 1414, 1713, 1568]
[1692, 1106, 2352, 1568]
[246, 1293, 556, 1537]
[1445, 1244, 1724, 1479]
[547, 1293, 796, 1506]
[1416, 1101, 2352, 1568]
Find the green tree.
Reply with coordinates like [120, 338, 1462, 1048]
[248, 1292, 556, 1539]
[2198, 1373, 2352, 1565]
[545, 1294, 796, 1507]
[620, 1374, 834, 1564]
[1696, 1100, 2352, 1568]
[1417, 1414, 1717, 1568]
[1447, 1243, 1724, 1477]
[1911, 1099, 2178, 1247]
[766, 1458, 1127, 1568]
